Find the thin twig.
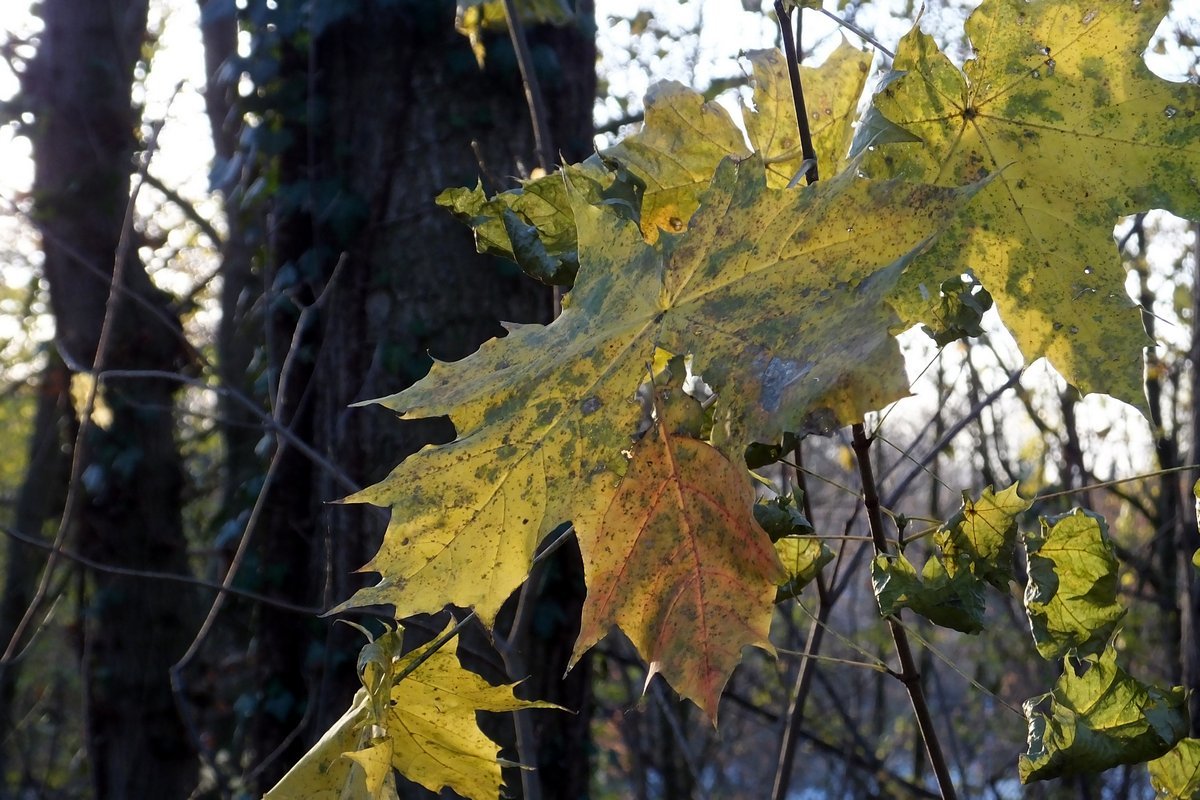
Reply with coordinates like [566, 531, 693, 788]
[649, 677, 708, 800]
[1035, 463, 1200, 502]
[141, 171, 224, 246]
[771, 442, 831, 800]
[816, 7, 894, 58]
[774, 646, 884, 672]
[173, 253, 349, 673]
[95, 368, 376, 505]
[900, 622, 1022, 717]
[1, 101, 174, 666]
[852, 424, 958, 800]
[502, 0, 555, 173]
[773, 1, 818, 184]
[0, 523, 321, 615]
[492, 8, 564, 786]
[883, 368, 1023, 509]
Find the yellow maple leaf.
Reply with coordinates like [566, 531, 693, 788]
[859, 0, 1200, 406]
[264, 623, 555, 800]
[334, 156, 981, 627]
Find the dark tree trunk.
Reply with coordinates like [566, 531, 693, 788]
[0, 353, 73, 790]
[218, 1, 597, 794]
[1187, 219, 1200, 734]
[23, 1, 200, 796]
[199, 0, 263, 530]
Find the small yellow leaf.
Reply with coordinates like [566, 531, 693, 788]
[604, 82, 750, 241]
[265, 624, 558, 800]
[263, 694, 372, 800]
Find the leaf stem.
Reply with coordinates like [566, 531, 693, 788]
[851, 423, 959, 800]
[501, 0, 563, 319]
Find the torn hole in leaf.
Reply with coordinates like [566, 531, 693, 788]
[634, 351, 718, 440]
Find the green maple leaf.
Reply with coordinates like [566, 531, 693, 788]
[1023, 509, 1126, 660]
[1149, 738, 1200, 799]
[436, 159, 640, 287]
[870, 483, 1031, 633]
[871, 551, 987, 634]
[936, 482, 1031, 587]
[333, 155, 981, 629]
[1019, 646, 1187, 783]
[265, 623, 556, 800]
[755, 493, 832, 601]
[858, 0, 1200, 406]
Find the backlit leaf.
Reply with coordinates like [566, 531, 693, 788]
[936, 482, 1031, 587]
[1019, 646, 1187, 783]
[266, 623, 555, 800]
[1023, 509, 1125, 660]
[264, 694, 376, 800]
[335, 155, 980, 629]
[774, 535, 833, 601]
[443, 46, 875, 276]
[920, 274, 994, 347]
[1149, 738, 1200, 799]
[742, 41, 874, 186]
[604, 82, 750, 241]
[572, 409, 785, 719]
[859, 0, 1200, 406]
[753, 491, 814, 541]
[434, 161, 616, 287]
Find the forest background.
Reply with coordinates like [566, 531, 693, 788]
[1, 0, 1200, 798]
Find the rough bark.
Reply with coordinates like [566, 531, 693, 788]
[199, 0, 263, 528]
[220, 2, 598, 793]
[1187, 219, 1200, 734]
[23, 1, 200, 796]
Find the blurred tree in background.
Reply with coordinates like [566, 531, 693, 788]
[0, 0, 1197, 798]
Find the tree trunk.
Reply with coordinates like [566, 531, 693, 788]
[219, 2, 597, 793]
[24, 1, 200, 796]
[0, 353, 73, 790]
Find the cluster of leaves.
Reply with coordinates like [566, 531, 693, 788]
[270, 0, 1200, 797]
